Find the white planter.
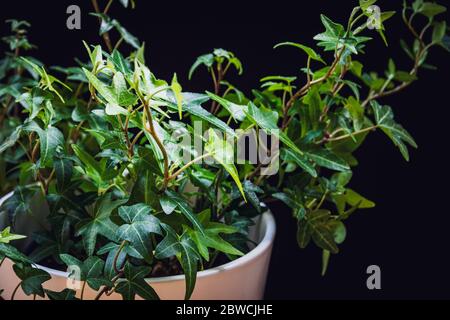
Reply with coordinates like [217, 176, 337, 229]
[0, 193, 276, 300]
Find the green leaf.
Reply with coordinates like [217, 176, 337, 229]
[345, 189, 375, 209]
[171, 73, 183, 119]
[116, 203, 161, 263]
[206, 92, 247, 122]
[274, 42, 325, 64]
[360, 0, 377, 11]
[321, 249, 331, 276]
[345, 96, 364, 131]
[0, 243, 33, 264]
[0, 126, 22, 154]
[432, 21, 447, 44]
[179, 234, 200, 300]
[115, 262, 159, 300]
[163, 94, 236, 137]
[306, 148, 350, 172]
[189, 54, 214, 79]
[165, 190, 205, 234]
[159, 196, 178, 215]
[371, 101, 417, 161]
[75, 195, 127, 256]
[282, 149, 317, 177]
[0, 227, 26, 244]
[23, 122, 64, 168]
[417, 2, 447, 18]
[71, 144, 103, 183]
[45, 289, 79, 300]
[246, 102, 306, 158]
[394, 71, 417, 83]
[154, 224, 183, 259]
[54, 155, 73, 193]
[297, 210, 339, 254]
[13, 264, 51, 297]
[314, 14, 345, 50]
[205, 129, 246, 200]
[1, 186, 37, 226]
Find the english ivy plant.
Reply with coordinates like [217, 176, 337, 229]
[0, 0, 448, 300]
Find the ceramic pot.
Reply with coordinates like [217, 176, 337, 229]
[0, 193, 276, 300]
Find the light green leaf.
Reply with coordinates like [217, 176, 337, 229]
[0, 227, 26, 244]
[171, 73, 183, 119]
[205, 129, 246, 201]
[206, 92, 247, 122]
[274, 42, 325, 64]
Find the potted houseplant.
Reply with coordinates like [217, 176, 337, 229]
[0, 0, 448, 300]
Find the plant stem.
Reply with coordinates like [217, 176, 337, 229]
[10, 282, 21, 300]
[91, 0, 113, 52]
[142, 101, 170, 189]
[114, 240, 127, 274]
[168, 152, 213, 181]
[325, 126, 377, 143]
[80, 281, 87, 300]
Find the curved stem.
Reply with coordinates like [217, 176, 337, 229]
[114, 240, 127, 274]
[10, 282, 21, 300]
[91, 0, 113, 52]
[325, 126, 377, 143]
[168, 152, 213, 181]
[80, 281, 87, 300]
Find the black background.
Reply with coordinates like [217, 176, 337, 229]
[1, 0, 449, 300]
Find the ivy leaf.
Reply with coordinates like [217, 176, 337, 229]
[54, 154, 73, 193]
[359, 0, 377, 11]
[245, 102, 306, 160]
[91, 14, 140, 49]
[165, 190, 205, 235]
[59, 254, 112, 290]
[162, 93, 236, 137]
[189, 54, 214, 79]
[282, 148, 317, 178]
[13, 264, 51, 297]
[83, 69, 136, 116]
[159, 196, 178, 215]
[20, 57, 71, 103]
[0, 126, 22, 154]
[116, 203, 161, 263]
[313, 14, 345, 50]
[416, 2, 447, 18]
[23, 122, 64, 168]
[274, 42, 325, 64]
[0, 227, 26, 244]
[1, 186, 37, 226]
[115, 262, 159, 300]
[205, 129, 246, 200]
[83, 256, 111, 290]
[371, 101, 417, 161]
[179, 234, 201, 300]
[110, 50, 132, 78]
[171, 73, 183, 119]
[206, 92, 248, 122]
[154, 224, 183, 259]
[154, 225, 200, 300]
[297, 210, 339, 254]
[432, 21, 447, 44]
[0, 243, 33, 264]
[305, 148, 350, 172]
[45, 289, 79, 300]
[75, 195, 128, 256]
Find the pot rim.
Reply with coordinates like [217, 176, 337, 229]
[0, 192, 276, 283]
